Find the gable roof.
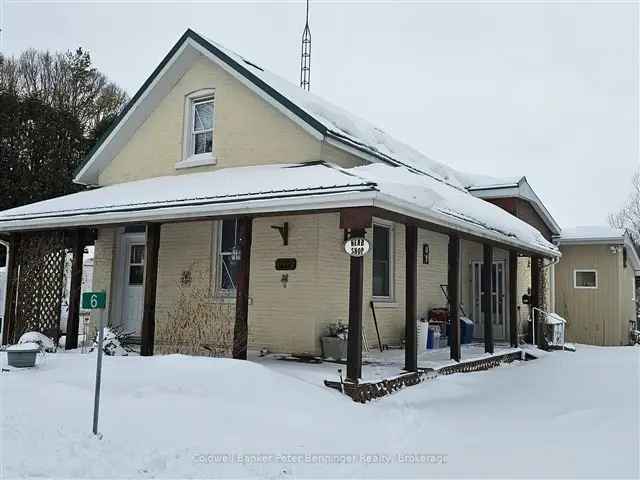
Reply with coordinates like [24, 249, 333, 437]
[463, 174, 561, 235]
[74, 29, 467, 188]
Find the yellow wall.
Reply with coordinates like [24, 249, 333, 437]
[98, 57, 364, 186]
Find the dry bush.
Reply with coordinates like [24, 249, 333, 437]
[155, 266, 234, 357]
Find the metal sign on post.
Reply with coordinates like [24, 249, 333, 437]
[344, 237, 370, 257]
[82, 291, 107, 437]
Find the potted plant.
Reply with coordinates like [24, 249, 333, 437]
[6, 342, 41, 368]
[321, 321, 349, 361]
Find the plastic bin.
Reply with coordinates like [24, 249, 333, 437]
[446, 318, 475, 345]
[427, 327, 441, 349]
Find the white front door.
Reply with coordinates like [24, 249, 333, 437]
[121, 239, 145, 334]
[471, 261, 507, 341]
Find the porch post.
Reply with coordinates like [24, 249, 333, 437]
[346, 228, 365, 382]
[482, 243, 494, 354]
[233, 217, 253, 360]
[65, 230, 85, 350]
[448, 234, 461, 361]
[140, 223, 161, 356]
[509, 250, 518, 348]
[530, 255, 544, 348]
[1, 234, 18, 345]
[405, 224, 418, 372]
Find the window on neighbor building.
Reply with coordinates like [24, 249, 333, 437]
[191, 98, 214, 156]
[372, 223, 393, 299]
[217, 219, 240, 294]
[574, 270, 597, 289]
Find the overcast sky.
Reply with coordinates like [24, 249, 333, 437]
[1, 1, 638, 228]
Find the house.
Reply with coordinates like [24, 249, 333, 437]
[554, 226, 640, 346]
[0, 30, 559, 383]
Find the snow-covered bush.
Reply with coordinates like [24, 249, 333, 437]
[18, 332, 56, 353]
[92, 327, 129, 356]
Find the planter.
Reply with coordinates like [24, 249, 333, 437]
[6, 343, 40, 368]
[321, 336, 348, 361]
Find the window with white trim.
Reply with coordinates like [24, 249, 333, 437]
[574, 269, 597, 289]
[372, 223, 394, 299]
[191, 98, 214, 155]
[216, 219, 240, 294]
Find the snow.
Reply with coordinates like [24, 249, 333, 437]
[559, 225, 626, 241]
[1, 345, 638, 478]
[5, 342, 40, 352]
[204, 35, 468, 190]
[0, 162, 558, 256]
[18, 331, 56, 352]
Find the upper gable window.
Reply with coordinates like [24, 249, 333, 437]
[178, 89, 216, 169]
[192, 98, 214, 155]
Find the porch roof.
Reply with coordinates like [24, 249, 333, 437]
[0, 162, 559, 257]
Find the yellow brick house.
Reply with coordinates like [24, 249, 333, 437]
[0, 30, 559, 383]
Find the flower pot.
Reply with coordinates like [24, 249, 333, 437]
[6, 343, 40, 368]
[321, 336, 348, 361]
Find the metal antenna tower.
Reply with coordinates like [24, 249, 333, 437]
[300, 0, 311, 91]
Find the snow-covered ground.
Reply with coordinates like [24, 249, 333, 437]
[1, 345, 638, 478]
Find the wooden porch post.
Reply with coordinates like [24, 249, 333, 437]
[346, 228, 365, 382]
[1, 234, 18, 345]
[509, 250, 519, 348]
[140, 223, 161, 356]
[232, 217, 253, 360]
[65, 230, 84, 350]
[482, 243, 494, 354]
[448, 234, 461, 361]
[405, 224, 418, 372]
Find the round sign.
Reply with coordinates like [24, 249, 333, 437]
[344, 237, 370, 257]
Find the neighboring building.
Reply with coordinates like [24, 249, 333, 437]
[0, 30, 559, 379]
[554, 226, 640, 346]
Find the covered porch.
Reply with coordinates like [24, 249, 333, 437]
[0, 162, 558, 392]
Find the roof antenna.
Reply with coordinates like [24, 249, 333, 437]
[300, 0, 311, 91]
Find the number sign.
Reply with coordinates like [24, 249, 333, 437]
[344, 237, 370, 257]
[82, 291, 107, 310]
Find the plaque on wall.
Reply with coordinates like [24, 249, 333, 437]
[275, 258, 297, 271]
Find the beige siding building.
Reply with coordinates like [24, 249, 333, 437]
[554, 227, 640, 346]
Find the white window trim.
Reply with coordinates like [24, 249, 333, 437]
[177, 88, 216, 169]
[213, 219, 238, 298]
[371, 219, 395, 302]
[574, 269, 598, 289]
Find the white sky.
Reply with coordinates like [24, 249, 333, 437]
[1, 0, 638, 229]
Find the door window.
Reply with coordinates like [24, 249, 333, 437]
[128, 244, 145, 285]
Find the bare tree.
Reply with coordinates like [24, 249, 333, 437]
[609, 171, 640, 242]
[0, 48, 127, 135]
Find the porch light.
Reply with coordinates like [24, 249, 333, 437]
[231, 244, 242, 263]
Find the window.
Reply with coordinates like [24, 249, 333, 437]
[128, 245, 145, 285]
[217, 219, 240, 293]
[574, 270, 597, 289]
[372, 223, 393, 298]
[191, 98, 214, 155]
[0, 244, 6, 268]
[178, 90, 216, 168]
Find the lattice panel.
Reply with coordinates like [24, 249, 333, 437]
[12, 232, 66, 340]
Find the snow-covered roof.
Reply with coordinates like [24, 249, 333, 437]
[464, 174, 561, 235]
[74, 29, 468, 188]
[556, 226, 626, 244]
[0, 163, 558, 257]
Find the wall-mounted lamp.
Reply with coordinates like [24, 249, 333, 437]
[281, 273, 289, 288]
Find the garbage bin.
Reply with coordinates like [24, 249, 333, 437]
[417, 319, 429, 353]
[460, 317, 474, 344]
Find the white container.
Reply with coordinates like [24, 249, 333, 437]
[417, 320, 429, 353]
